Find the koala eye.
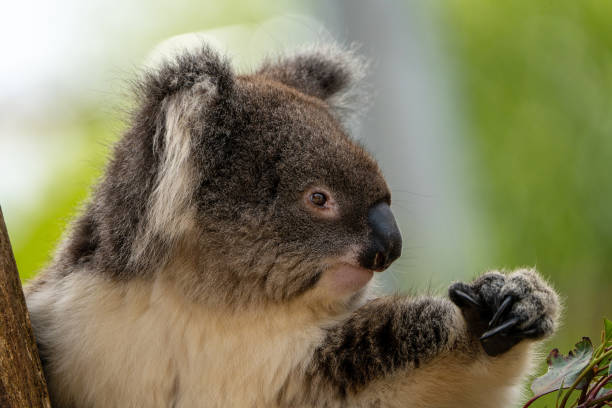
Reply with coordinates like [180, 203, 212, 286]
[310, 192, 327, 207]
[303, 187, 338, 218]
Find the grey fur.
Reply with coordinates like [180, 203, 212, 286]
[305, 296, 456, 399]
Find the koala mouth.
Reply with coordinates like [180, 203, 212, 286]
[321, 262, 375, 294]
[336, 262, 375, 277]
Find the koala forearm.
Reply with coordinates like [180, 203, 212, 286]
[305, 296, 469, 402]
[300, 294, 535, 408]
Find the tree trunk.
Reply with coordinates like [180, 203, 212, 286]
[0, 207, 51, 407]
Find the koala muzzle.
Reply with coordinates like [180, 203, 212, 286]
[361, 202, 403, 271]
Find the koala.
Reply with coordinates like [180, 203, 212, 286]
[25, 43, 560, 408]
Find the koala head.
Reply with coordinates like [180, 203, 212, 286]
[64, 44, 402, 308]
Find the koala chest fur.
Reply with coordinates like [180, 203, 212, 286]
[27, 269, 341, 408]
[25, 42, 560, 408]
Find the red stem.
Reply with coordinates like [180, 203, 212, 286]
[587, 375, 612, 402]
[522, 393, 545, 408]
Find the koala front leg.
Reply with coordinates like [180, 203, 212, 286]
[300, 295, 465, 407]
[301, 268, 559, 408]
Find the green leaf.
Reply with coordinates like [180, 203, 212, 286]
[531, 338, 594, 395]
[604, 318, 612, 343]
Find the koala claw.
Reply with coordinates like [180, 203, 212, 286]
[480, 316, 519, 340]
[488, 295, 513, 327]
[451, 288, 481, 308]
[449, 269, 559, 357]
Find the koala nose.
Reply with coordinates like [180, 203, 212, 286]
[360, 202, 403, 271]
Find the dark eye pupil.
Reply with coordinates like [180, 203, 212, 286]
[311, 192, 327, 206]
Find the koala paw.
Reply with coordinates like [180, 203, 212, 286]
[448, 269, 559, 357]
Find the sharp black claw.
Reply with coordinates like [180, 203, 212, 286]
[488, 295, 513, 328]
[452, 289, 481, 308]
[480, 316, 520, 340]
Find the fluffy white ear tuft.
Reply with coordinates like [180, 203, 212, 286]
[135, 44, 235, 110]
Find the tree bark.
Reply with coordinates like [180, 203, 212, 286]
[0, 206, 51, 407]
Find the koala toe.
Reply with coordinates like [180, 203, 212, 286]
[500, 268, 559, 332]
[481, 269, 559, 355]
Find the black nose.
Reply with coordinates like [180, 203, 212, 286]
[360, 202, 403, 271]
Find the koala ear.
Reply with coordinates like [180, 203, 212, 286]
[131, 44, 235, 156]
[257, 44, 369, 132]
[136, 44, 234, 108]
[124, 45, 235, 269]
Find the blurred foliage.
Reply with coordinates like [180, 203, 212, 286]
[431, 0, 612, 405]
[9, 112, 115, 280]
[435, 0, 612, 278]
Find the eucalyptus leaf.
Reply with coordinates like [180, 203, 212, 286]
[531, 338, 594, 395]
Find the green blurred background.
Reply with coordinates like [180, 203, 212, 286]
[1, 1, 610, 406]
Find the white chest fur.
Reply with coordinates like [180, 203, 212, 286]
[27, 272, 330, 408]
